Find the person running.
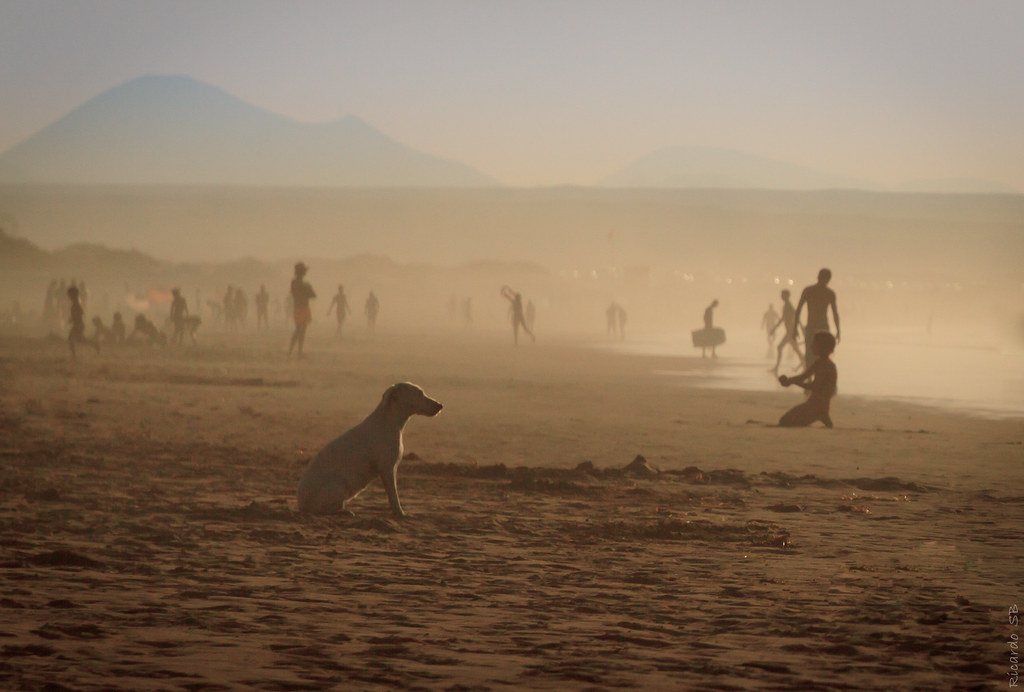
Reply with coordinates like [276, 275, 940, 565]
[794, 268, 840, 365]
[769, 289, 803, 374]
[777, 331, 838, 428]
[66, 285, 99, 359]
[288, 262, 316, 358]
[364, 291, 380, 334]
[326, 284, 351, 338]
[255, 285, 270, 331]
[501, 285, 535, 345]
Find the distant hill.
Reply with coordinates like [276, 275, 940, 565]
[0, 75, 498, 187]
[600, 146, 883, 191]
[893, 178, 1020, 194]
[0, 227, 50, 269]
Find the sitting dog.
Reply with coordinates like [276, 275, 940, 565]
[297, 382, 442, 517]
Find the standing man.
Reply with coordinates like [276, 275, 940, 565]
[364, 290, 380, 334]
[327, 284, 351, 338]
[255, 285, 270, 331]
[288, 262, 316, 358]
[794, 268, 840, 365]
[500, 285, 535, 346]
[169, 287, 189, 345]
[701, 299, 720, 359]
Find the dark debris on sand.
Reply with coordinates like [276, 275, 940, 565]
[0, 437, 1007, 692]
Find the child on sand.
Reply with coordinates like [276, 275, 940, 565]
[777, 331, 837, 428]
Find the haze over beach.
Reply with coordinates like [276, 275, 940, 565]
[1, 2, 1023, 690]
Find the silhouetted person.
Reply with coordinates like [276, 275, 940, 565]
[770, 289, 803, 374]
[501, 285, 535, 345]
[234, 287, 248, 329]
[169, 288, 189, 345]
[462, 297, 473, 328]
[66, 285, 99, 359]
[703, 300, 717, 358]
[692, 299, 723, 359]
[365, 291, 380, 333]
[110, 312, 126, 343]
[128, 314, 167, 346]
[327, 284, 351, 338]
[255, 285, 270, 331]
[761, 302, 780, 356]
[288, 262, 316, 358]
[795, 268, 840, 366]
[778, 331, 837, 428]
[224, 286, 236, 331]
[606, 301, 627, 340]
[615, 303, 627, 341]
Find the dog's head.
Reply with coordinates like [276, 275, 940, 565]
[383, 382, 443, 417]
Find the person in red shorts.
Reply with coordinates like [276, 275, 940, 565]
[288, 262, 316, 359]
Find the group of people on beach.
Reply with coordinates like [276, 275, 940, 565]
[286, 261, 382, 358]
[58, 259, 841, 429]
[53, 261, 391, 361]
[765, 268, 841, 428]
[687, 268, 840, 428]
[43, 278, 88, 333]
[213, 285, 272, 332]
[64, 285, 181, 358]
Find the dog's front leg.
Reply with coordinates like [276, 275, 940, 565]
[380, 467, 407, 518]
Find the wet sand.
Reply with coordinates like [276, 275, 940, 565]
[1, 331, 1021, 690]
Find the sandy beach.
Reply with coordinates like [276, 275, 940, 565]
[1, 330, 1021, 690]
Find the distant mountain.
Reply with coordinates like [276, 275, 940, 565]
[893, 178, 1020, 194]
[600, 146, 882, 191]
[0, 75, 498, 187]
[0, 227, 50, 269]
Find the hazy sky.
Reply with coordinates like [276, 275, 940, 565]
[2, 0, 1022, 188]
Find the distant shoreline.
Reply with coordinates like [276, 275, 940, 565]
[593, 335, 1024, 421]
